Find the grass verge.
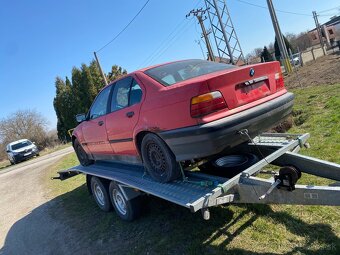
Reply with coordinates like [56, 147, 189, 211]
[45, 84, 340, 254]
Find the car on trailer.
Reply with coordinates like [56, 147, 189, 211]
[72, 59, 294, 183]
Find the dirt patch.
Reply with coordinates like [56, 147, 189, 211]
[284, 52, 340, 89]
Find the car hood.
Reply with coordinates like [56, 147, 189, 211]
[11, 144, 37, 153]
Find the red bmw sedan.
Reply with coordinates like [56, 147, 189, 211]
[72, 59, 294, 182]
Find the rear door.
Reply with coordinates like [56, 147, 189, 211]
[105, 76, 144, 162]
[81, 85, 113, 157]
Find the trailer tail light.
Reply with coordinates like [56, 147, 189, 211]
[275, 72, 285, 90]
[191, 91, 227, 118]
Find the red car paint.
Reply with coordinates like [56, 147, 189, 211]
[72, 60, 291, 163]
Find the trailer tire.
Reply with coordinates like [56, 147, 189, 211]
[74, 139, 93, 166]
[109, 182, 141, 221]
[141, 133, 180, 183]
[90, 177, 112, 212]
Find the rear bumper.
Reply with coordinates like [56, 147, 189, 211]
[159, 92, 294, 161]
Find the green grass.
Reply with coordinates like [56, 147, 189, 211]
[45, 84, 340, 254]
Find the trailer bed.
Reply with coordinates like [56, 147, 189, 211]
[57, 133, 340, 219]
[60, 161, 227, 209]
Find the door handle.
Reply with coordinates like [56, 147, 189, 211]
[98, 120, 104, 126]
[126, 111, 134, 118]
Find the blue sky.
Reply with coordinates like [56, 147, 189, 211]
[1, 0, 339, 129]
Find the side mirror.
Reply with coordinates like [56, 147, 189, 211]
[33, 142, 36, 144]
[6, 150, 10, 153]
[76, 113, 86, 123]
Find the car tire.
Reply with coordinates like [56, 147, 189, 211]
[141, 133, 181, 183]
[90, 177, 112, 212]
[74, 139, 93, 166]
[199, 153, 259, 178]
[109, 182, 142, 221]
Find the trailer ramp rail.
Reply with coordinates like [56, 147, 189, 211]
[56, 133, 340, 220]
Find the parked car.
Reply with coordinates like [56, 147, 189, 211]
[72, 59, 294, 182]
[290, 53, 301, 66]
[6, 139, 40, 164]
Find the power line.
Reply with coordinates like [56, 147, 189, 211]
[318, 5, 340, 13]
[236, 0, 334, 17]
[138, 18, 189, 68]
[138, 0, 203, 68]
[96, 0, 150, 53]
[145, 18, 196, 67]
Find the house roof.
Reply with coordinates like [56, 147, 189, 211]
[308, 16, 340, 33]
[323, 15, 340, 27]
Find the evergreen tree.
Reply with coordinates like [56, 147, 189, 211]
[107, 65, 127, 83]
[261, 46, 273, 62]
[274, 35, 294, 60]
[53, 61, 127, 141]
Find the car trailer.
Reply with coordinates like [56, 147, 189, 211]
[54, 132, 340, 221]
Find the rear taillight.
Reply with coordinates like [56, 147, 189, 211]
[275, 72, 285, 90]
[191, 91, 227, 118]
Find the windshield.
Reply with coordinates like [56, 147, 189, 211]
[144, 59, 236, 86]
[11, 141, 32, 150]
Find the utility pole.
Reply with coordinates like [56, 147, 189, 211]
[204, 0, 245, 65]
[312, 11, 326, 55]
[93, 51, 108, 86]
[266, 0, 292, 73]
[187, 8, 215, 62]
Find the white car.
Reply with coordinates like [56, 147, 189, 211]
[6, 139, 40, 164]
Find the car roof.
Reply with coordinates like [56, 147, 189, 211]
[8, 139, 29, 146]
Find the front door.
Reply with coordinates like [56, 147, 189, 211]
[82, 84, 113, 158]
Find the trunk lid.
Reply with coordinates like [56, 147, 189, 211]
[206, 62, 282, 110]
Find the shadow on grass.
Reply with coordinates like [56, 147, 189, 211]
[1, 184, 339, 255]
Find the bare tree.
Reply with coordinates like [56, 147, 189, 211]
[0, 110, 53, 160]
[285, 31, 312, 52]
[246, 47, 262, 64]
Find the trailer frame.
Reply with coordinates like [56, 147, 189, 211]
[55, 132, 340, 220]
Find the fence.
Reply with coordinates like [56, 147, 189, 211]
[300, 46, 327, 65]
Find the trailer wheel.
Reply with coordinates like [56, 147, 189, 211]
[74, 139, 93, 166]
[90, 177, 112, 212]
[141, 133, 180, 183]
[109, 182, 141, 221]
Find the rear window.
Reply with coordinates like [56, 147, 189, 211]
[144, 59, 236, 86]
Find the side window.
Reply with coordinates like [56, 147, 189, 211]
[129, 79, 143, 106]
[89, 85, 111, 119]
[111, 77, 132, 112]
[110, 77, 143, 112]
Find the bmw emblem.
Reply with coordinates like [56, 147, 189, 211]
[249, 68, 255, 77]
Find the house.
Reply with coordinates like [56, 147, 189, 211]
[308, 16, 340, 47]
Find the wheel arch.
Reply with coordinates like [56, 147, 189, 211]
[135, 131, 152, 158]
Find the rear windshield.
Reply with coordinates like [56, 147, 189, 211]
[11, 141, 32, 150]
[144, 59, 236, 86]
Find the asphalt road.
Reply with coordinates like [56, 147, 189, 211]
[0, 147, 74, 254]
